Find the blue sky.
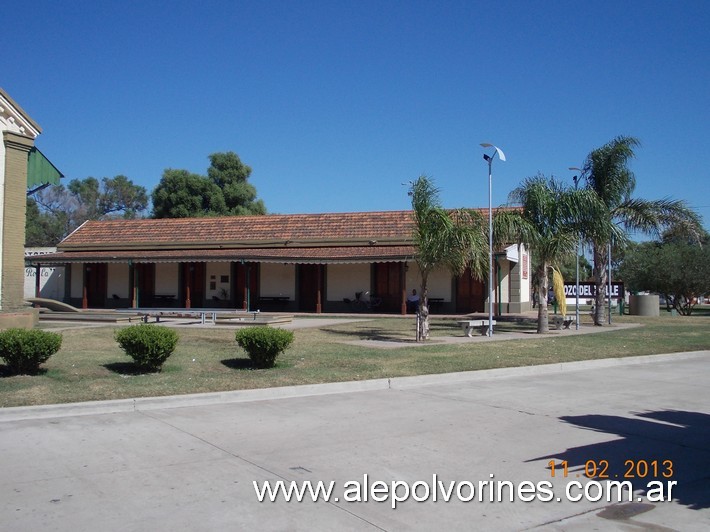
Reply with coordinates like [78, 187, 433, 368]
[5, 0, 709, 228]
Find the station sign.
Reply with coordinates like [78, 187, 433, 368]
[563, 282, 624, 299]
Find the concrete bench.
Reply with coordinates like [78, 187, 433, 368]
[551, 316, 576, 330]
[128, 309, 261, 325]
[457, 319, 496, 337]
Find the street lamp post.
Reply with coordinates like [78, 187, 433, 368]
[480, 143, 506, 337]
[569, 167, 582, 331]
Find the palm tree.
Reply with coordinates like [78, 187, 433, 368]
[580, 136, 703, 325]
[495, 175, 603, 333]
[410, 176, 487, 340]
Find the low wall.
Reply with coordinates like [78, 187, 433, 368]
[0, 309, 40, 329]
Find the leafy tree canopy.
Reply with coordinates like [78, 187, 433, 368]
[152, 151, 266, 218]
[618, 232, 710, 315]
[578, 135, 703, 325]
[409, 175, 487, 339]
[151, 169, 227, 218]
[495, 174, 611, 333]
[26, 176, 148, 246]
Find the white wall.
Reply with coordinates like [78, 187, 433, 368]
[70, 263, 83, 298]
[326, 263, 370, 301]
[155, 263, 178, 295]
[24, 248, 64, 300]
[520, 245, 531, 303]
[260, 263, 295, 299]
[206, 262, 232, 301]
[24, 265, 65, 300]
[107, 263, 129, 298]
[497, 259, 510, 304]
[405, 263, 452, 301]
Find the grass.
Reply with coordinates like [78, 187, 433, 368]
[1, 312, 709, 407]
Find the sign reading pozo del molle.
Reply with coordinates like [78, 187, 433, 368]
[563, 282, 624, 299]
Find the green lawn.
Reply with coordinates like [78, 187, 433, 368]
[1, 313, 709, 407]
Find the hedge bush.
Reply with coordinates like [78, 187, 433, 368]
[114, 325, 179, 372]
[235, 327, 294, 368]
[0, 328, 62, 375]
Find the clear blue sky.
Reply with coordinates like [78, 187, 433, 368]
[5, 0, 709, 228]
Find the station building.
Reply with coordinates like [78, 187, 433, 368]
[27, 210, 531, 315]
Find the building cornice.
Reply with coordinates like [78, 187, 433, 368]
[0, 88, 42, 138]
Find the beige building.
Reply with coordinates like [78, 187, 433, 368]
[29, 211, 531, 315]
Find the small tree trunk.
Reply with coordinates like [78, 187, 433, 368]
[418, 274, 430, 341]
[592, 245, 607, 326]
[419, 300, 430, 340]
[537, 264, 549, 334]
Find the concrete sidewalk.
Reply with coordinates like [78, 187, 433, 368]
[1, 351, 708, 531]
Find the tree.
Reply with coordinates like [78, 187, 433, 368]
[25, 197, 68, 246]
[495, 175, 607, 333]
[555, 253, 592, 283]
[67, 176, 148, 220]
[207, 152, 266, 215]
[580, 136, 703, 325]
[410, 176, 487, 340]
[26, 176, 148, 246]
[151, 169, 227, 218]
[152, 151, 266, 218]
[619, 235, 710, 315]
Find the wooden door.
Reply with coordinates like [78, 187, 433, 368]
[298, 264, 322, 312]
[85, 263, 107, 308]
[135, 263, 155, 307]
[234, 262, 258, 310]
[456, 268, 485, 313]
[182, 262, 206, 308]
[373, 262, 401, 313]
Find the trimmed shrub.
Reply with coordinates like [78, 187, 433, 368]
[235, 327, 294, 368]
[0, 328, 62, 375]
[114, 325, 179, 372]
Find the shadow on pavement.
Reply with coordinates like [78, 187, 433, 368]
[528, 409, 710, 510]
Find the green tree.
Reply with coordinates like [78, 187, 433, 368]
[580, 136, 703, 325]
[619, 235, 710, 315]
[26, 175, 147, 246]
[554, 254, 593, 284]
[25, 197, 68, 246]
[67, 175, 148, 220]
[152, 152, 266, 218]
[207, 152, 266, 215]
[410, 176, 487, 339]
[151, 169, 227, 218]
[495, 175, 607, 333]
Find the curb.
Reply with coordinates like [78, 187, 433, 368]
[1, 350, 707, 422]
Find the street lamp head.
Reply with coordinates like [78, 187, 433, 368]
[483, 154, 492, 162]
[480, 143, 506, 162]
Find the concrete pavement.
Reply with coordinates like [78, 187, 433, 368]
[1, 351, 708, 531]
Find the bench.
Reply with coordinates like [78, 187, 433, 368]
[457, 319, 496, 337]
[551, 316, 576, 330]
[128, 309, 260, 325]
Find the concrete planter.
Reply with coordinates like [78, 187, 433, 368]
[629, 294, 660, 316]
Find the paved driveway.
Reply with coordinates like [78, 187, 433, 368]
[1, 351, 708, 531]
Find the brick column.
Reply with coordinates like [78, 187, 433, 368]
[2, 132, 34, 311]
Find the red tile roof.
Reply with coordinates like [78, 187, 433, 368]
[31, 246, 416, 265]
[59, 211, 419, 250]
[30, 208, 510, 265]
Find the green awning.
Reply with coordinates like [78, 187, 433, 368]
[27, 147, 63, 189]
